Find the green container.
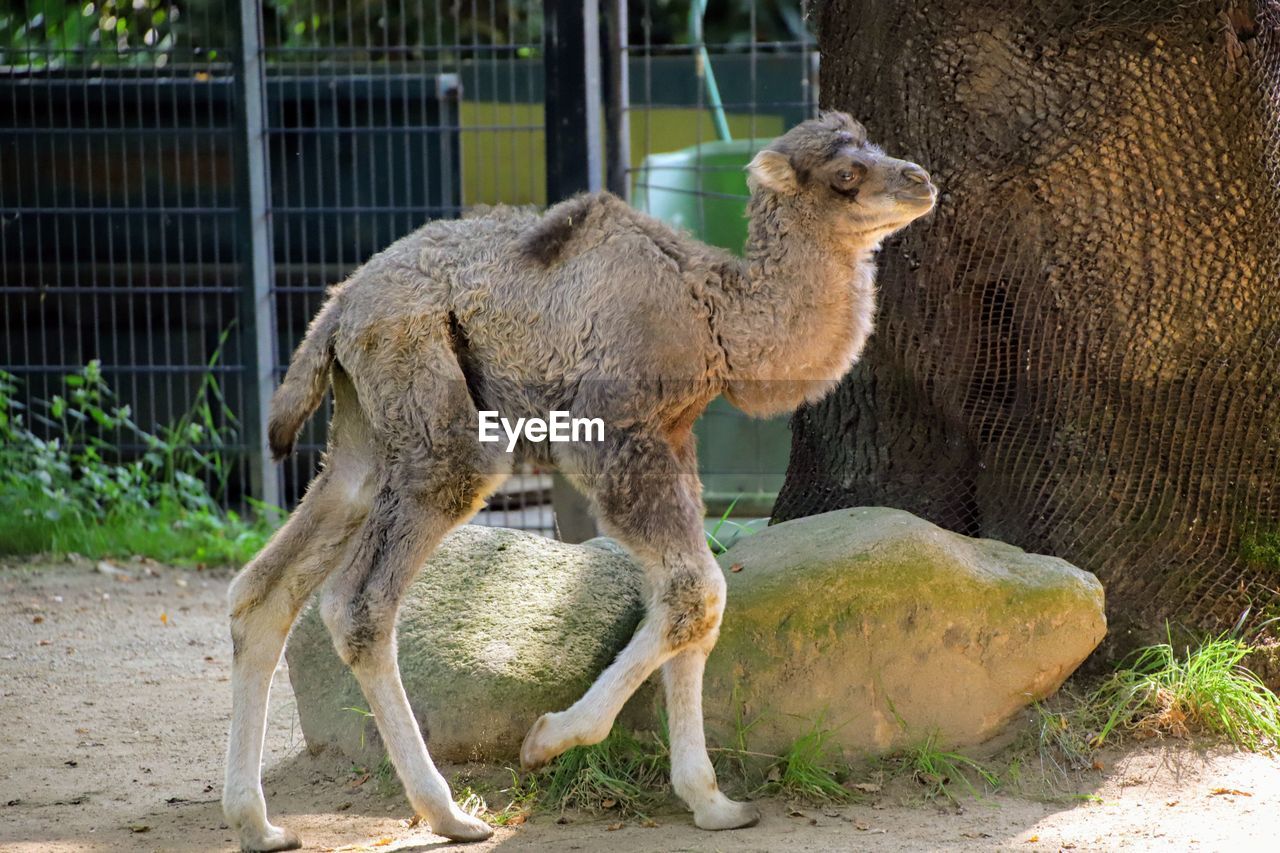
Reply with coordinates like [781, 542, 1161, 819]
[633, 140, 790, 517]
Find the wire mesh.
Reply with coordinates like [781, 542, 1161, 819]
[1, 1, 254, 504]
[776, 0, 1280, 632]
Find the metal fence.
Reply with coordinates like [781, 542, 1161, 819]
[1, 0, 816, 537]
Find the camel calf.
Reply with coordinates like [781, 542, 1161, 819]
[223, 112, 936, 850]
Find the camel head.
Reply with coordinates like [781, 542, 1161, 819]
[746, 111, 936, 246]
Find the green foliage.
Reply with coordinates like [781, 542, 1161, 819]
[1092, 632, 1280, 751]
[455, 769, 540, 827]
[1, 0, 810, 70]
[0, 355, 274, 565]
[1, 0, 191, 69]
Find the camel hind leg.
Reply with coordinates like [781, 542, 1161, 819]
[320, 343, 507, 842]
[224, 370, 376, 852]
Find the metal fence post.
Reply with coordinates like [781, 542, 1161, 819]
[604, 0, 630, 198]
[543, 0, 604, 198]
[230, 0, 282, 508]
[544, 0, 603, 540]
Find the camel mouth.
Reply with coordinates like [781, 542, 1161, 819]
[895, 187, 937, 207]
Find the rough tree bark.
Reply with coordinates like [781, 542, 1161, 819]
[775, 0, 1280, 633]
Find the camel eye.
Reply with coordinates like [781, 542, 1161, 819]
[837, 164, 865, 184]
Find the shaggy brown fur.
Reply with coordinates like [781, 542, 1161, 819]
[222, 112, 935, 851]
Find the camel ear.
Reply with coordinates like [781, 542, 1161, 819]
[747, 149, 799, 195]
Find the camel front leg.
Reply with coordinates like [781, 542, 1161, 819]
[521, 434, 758, 829]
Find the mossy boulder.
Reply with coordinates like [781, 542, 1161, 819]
[703, 507, 1106, 755]
[286, 508, 1105, 763]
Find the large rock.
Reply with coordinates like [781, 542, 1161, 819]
[287, 508, 1105, 763]
[286, 525, 647, 762]
[703, 507, 1105, 755]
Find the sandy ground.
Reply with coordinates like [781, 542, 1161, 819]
[2, 558, 1280, 853]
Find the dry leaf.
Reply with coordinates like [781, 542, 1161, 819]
[1026, 836, 1039, 843]
[1210, 788, 1252, 797]
[854, 820, 870, 831]
[601, 798, 617, 809]
[129, 824, 151, 833]
[1092, 759, 1105, 771]
[371, 837, 394, 847]
[730, 563, 744, 573]
[160, 612, 168, 626]
[507, 813, 528, 826]
[405, 814, 422, 828]
[348, 773, 371, 789]
[606, 822, 624, 831]
[639, 818, 658, 828]
[38, 639, 51, 646]
[849, 782, 881, 793]
[32, 615, 43, 624]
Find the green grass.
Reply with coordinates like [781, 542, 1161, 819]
[892, 731, 1000, 803]
[753, 717, 853, 803]
[705, 497, 764, 555]
[1025, 690, 1103, 782]
[0, 352, 275, 566]
[1092, 631, 1280, 751]
[455, 770, 540, 827]
[538, 726, 672, 817]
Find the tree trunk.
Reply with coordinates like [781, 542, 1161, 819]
[776, 0, 1280, 633]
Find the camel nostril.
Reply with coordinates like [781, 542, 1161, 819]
[902, 165, 931, 185]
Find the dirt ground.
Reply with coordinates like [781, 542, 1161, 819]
[2, 559, 1280, 853]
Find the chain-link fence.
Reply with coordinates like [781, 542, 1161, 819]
[1, 0, 815, 538]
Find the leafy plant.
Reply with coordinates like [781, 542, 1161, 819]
[0, 350, 274, 565]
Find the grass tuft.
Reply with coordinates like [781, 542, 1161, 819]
[538, 726, 671, 817]
[894, 731, 999, 803]
[755, 718, 852, 803]
[705, 497, 765, 555]
[1092, 631, 1280, 751]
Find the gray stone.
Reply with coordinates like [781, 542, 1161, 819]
[287, 508, 1105, 763]
[286, 524, 646, 763]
